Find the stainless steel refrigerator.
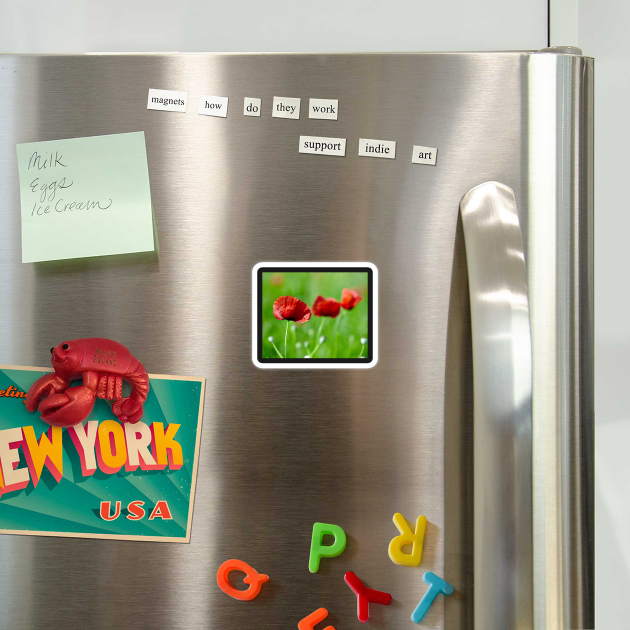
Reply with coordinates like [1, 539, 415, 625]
[0, 50, 593, 629]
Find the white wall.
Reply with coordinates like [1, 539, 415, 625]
[0, 0, 547, 53]
[576, 1, 630, 627]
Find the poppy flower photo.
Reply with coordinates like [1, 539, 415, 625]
[312, 296, 341, 318]
[261, 270, 370, 360]
[273, 296, 312, 323]
[340, 288, 363, 310]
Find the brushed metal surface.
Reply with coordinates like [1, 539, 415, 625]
[527, 52, 595, 629]
[460, 182, 533, 630]
[0, 52, 593, 629]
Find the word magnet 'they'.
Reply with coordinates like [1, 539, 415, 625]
[388, 512, 427, 567]
[309, 522, 347, 573]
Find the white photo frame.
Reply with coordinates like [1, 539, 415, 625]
[252, 262, 378, 369]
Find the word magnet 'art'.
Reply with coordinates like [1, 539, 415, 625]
[0, 338, 205, 542]
[217, 516, 453, 626]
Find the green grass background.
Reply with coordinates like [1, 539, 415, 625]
[262, 271, 369, 359]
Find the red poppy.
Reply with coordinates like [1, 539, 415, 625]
[273, 296, 311, 323]
[341, 288, 363, 310]
[312, 295, 341, 318]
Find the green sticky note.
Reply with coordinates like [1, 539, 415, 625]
[16, 132, 155, 263]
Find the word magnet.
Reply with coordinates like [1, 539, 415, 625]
[388, 512, 427, 566]
[244, 97, 262, 116]
[216, 559, 269, 601]
[198, 95, 228, 118]
[147, 88, 187, 112]
[299, 136, 346, 157]
[308, 98, 338, 120]
[358, 138, 396, 159]
[344, 571, 392, 622]
[411, 145, 438, 165]
[272, 96, 300, 119]
[309, 522, 346, 573]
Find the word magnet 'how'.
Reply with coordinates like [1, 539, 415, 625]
[388, 512, 427, 567]
[216, 559, 269, 601]
[309, 522, 346, 573]
[411, 572, 454, 624]
[298, 608, 335, 630]
[344, 571, 392, 622]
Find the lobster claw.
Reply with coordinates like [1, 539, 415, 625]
[112, 398, 144, 424]
[25, 373, 67, 413]
[37, 386, 96, 428]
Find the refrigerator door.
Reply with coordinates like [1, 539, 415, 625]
[0, 52, 593, 629]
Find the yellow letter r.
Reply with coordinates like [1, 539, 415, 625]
[388, 512, 427, 567]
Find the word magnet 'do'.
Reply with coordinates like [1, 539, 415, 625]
[309, 522, 347, 573]
[388, 512, 427, 567]
[216, 559, 269, 601]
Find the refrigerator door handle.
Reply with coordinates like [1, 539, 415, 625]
[460, 181, 533, 629]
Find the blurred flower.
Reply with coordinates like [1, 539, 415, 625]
[308, 329, 314, 337]
[312, 295, 341, 318]
[341, 288, 363, 310]
[268, 336, 274, 343]
[304, 341, 309, 348]
[291, 324, 297, 332]
[296, 341, 302, 349]
[305, 355, 311, 359]
[273, 296, 312, 323]
[349, 335, 355, 343]
[319, 336, 327, 343]
[361, 337, 368, 344]
[270, 273, 284, 286]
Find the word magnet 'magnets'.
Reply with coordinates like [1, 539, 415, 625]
[388, 512, 427, 567]
[309, 522, 346, 573]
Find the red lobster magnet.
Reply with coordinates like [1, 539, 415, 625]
[26, 338, 149, 428]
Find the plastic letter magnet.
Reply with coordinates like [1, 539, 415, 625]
[344, 571, 392, 622]
[388, 512, 427, 567]
[410, 571, 454, 623]
[309, 522, 347, 573]
[216, 559, 269, 601]
[298, 607, 335, 630]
